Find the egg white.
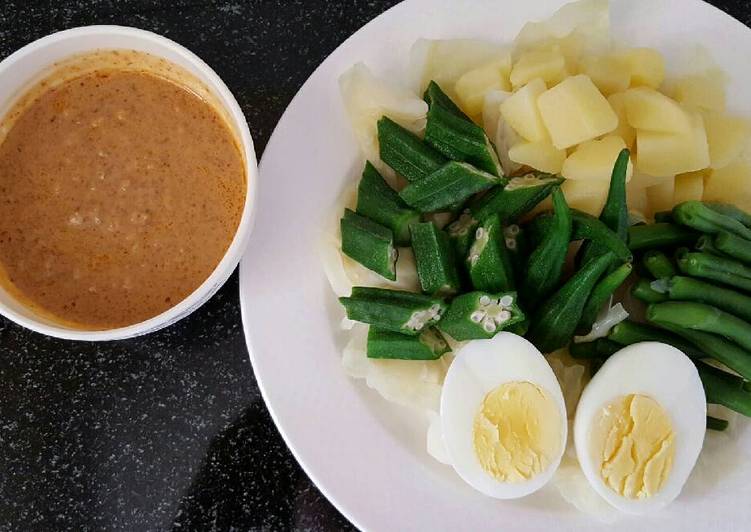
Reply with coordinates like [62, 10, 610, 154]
[574, 341, 707, 514]
[440, 332, 568, 499]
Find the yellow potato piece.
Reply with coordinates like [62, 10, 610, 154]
[674, 171, 706, 203]
[607, 92, 636, 148]
[626, 180, 649, 215]
[647, 179, 676, 214]
[455, 61, 512, 118]
[510, 46, 568, 89]
[562, 178, 610, 216]
[672, 73, 726, 112]
[537, 75, 618, 150]
[500, 78, 549, 142]
[561, 136, 633, 181]
[703, 111, 751, 169]
[704, 160, 751, 211]
[620, 48, 665, 89]
[508, 139, 566, 174]
[630, 172, 674, 190]
[635, 111, 710, 176]
[580, 54, 630, 96]
[623, 87, 691, 133]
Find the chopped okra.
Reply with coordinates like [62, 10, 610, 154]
[377, 117, 447, 183]
[410, 222, 461, 296]
[340, 209, 397, 281]
[367, 326, 450, 360]
[437, 291, 525, 341]
[399, 161, 498, 213]
[339, 287, 447, 335]
[447, 209, 479, 258]
[470, 173, 563, 222]
[467, 214, 515, 292]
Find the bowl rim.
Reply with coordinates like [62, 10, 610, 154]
[0, 25, 258, 341]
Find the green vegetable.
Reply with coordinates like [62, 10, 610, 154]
[579, 149, 630, 266]
[339, 287, 446, 335]
[673, 200, 751, 240]
[628, 223, 698, 251]
[631, 279, 668, 303]
[666, 276, 751, 322]
[377, 117, 448, 183]
[410, 222, 461, 296]
[569, 338, 622, 359]
[706, 202, 751, 228]
[642, 250, 677, 279]
[424, 101, 503, 176]
[399, 161, 499, 213]
[653, 211, 673, 223]
[470, 174, 563, 222]
[340, 209, 397, 280]
[504, 224, 530, 282]
[608, 320, 703, 359]
[437, 291, 524, 340]
[423, 81, 471, 121]
[696, 361, 751, 417]
[467, 214, 515, 292]
[707, 416, 729, 431]
[367, 326, 450, 360]
[695, 234, 726, 257]
[579, 263, 633, 332]
[714, 231, 751, 264]
[529, 253, 615, 353]
[647, 301, 751, 351]
[356, 162, 420, 245]
[676, 248, 751, 292]
[522, 188, 572, 303]
[446, 209, 479, 259]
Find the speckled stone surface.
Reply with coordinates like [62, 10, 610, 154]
[0, 1, 749, 531]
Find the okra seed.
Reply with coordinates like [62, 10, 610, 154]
[499, 295, 514, 307]
[471, 311, 485, 323]
[430, 304, 442, 315]
[479, 295, 491, 306]
[505, 237, 517, 250]
[475, 228, 485, 240]
[496, 310, 511, 323]
[506, 225, 520, 236]
[482, 318, 496, 333]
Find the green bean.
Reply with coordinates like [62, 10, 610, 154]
[707, 416, 729, 431]
[706, 202, 751, 228]
[631, 279, 668, 303]
[608, 320, 704, 359]
[628, 223, 698, 251]
[714, 231, 751, 265]
[643, 250, 677, 279]
[696, 361, 751, 416]
[667, 276, 751, 322]
[673, 200, 751, 240]
[569, 338, 622, 359]
[695, 234, 727, 257]
[579, 263, 633, 332]
[647, 301, 751, 351]
[676, 249, 751, 292]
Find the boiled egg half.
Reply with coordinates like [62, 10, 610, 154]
[441, 332, 567, 498]
[574, 342, 706, 514]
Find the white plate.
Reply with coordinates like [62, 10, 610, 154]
[240, 0, 751, 529]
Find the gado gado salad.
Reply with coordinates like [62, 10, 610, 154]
[321, 0, 751, 519]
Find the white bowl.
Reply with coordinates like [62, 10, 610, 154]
[0, 26, 257, 341]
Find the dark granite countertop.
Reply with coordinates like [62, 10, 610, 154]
[0, 1, 749, 531]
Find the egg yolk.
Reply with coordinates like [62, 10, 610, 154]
[591, 394, 675, 499]
[472, 381, 562, 483]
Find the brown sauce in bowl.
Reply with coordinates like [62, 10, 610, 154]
[0, 61, 246, 329]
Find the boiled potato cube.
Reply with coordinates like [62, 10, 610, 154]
[629, 171, 674, 190]
[672, 73, 726, 112]
[621, 47, 665, 89]
[561, 136, 633, 181]
[635, 111, 710, 176]
[703, 111, 751, 169]
[561, 178, 609, 216]
[674, 171, 706, 203]
[510, 46, 568, 89]
[704, 160, 751, 211]
[626, 180, 649, 215]
[537, 75, 618, 149]
[455, 61, 512, 118]
[580, 54, 630, 96]
[623, 87, 691, 133]
[607, 92, 636, 148]
[500, 78, 549, 142]
[647, 179, 676, 214]
[508, 139, 566, 173]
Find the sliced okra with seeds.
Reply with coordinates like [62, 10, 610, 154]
[366, 326, 450, 360]
[377, 117, 448, 183]
[423, 81, 472, 121]
[503, 224, 529, 279]
[340, 209, 397, 281]
[399, 161, 499, 213]
[469, 173, 563, 222]
[339, 287, 447, 335]
[410, 222, 461, 296]
[467, 213, 515, 292]
[424, 103, 503, 177]
[437, 291, 525, 341]
[447, 209, 479, 259]
[356, 161, 420, 245]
